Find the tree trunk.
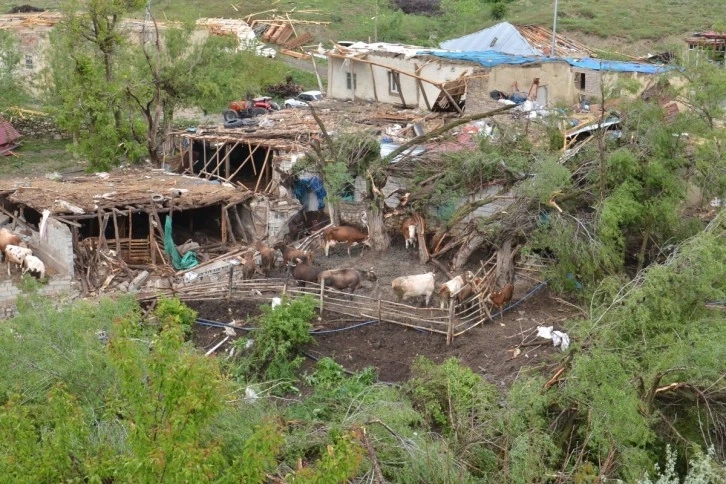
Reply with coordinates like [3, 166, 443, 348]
[329, 201, 341, 226]
[496, 238, 516, 285]
[366, 201, 389, 252]
[452, 233, 484, 270]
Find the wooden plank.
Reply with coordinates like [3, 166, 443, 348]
[280, 48, 310, 59]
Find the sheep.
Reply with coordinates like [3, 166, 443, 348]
[21, 254, 45, 280]
[5, 244, 33, 276]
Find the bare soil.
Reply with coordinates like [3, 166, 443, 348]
[188, 280, 578, 386]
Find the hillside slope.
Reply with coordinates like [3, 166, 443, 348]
[2, 0, 722, 55]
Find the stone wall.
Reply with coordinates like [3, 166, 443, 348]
[30, 218, 74, 274]
[0, 275, 77, 317]
[8, 113, 69, 140]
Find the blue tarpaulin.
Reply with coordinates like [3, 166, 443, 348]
[419, 50, 670, 75]
[294, 177, 327, 210]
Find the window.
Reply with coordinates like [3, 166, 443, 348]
[574, 72, 586, 90]
[388, 71, 400, 93]
[24, 54, 33, 70]
[346, 72, 357, 90]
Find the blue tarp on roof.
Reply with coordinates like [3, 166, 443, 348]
[421, 50, 669, 75]
[440, 22, 541, 56]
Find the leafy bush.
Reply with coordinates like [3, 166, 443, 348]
[235, 296, 317, 389]
[153, 296, 197, 336]
[394, 0, 441, 15]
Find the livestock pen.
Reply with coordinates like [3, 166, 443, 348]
[138, 275, 497, 344]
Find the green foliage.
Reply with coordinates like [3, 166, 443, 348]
[0, 293, 138, 407]
[0, 31, 28, 107]
[518, 156, 572, 203]
[407, 356, 498, 436]
[490, 1, 508, 20]
[153, 296, 197, 336]
[639, 445, 726, 484]
[235, 296, 317, 388]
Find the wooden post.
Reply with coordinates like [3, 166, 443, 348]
[446, 301, 455, 345]
[149, 213, 156, 265]
[227, 265, 234, 300]
[221, 205, 227, 244]
[224, 143, 230, 179]
[310, 53, 324, 93]
[254, 147, 272, 192]
[112, 209, 121, 254]
[377, 297, 382, 324]
[369, 63, 378, 102]
[188, 138, 195, 175]
[319, 279, 325, 316]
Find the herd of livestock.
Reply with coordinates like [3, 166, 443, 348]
[0, 214, 515, 313]
[0, 227, 45, 280]
[249, 217, 515, 312]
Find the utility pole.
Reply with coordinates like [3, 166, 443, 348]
[551, 0, 559, 57]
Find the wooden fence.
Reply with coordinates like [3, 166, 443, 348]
[139, 276, 493, 344]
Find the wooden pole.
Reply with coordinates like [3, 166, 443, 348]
[446, 301, 455, 345]
[254, 147, 272, 192]
[369, 63, 378, 102]
[188, 138, 195, 175]
[149, 213, 156, 265]
[319, 279, 325, 316]
[112, 209, 121, 254]
[221, 205, 227, 244]
[377, 297, 382, 324]
[227, 265, 234, 300]
[393, 72, 407, 108]
[310, 53, 324, 93]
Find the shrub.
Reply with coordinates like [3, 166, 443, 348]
[394, 0, 441, 15]
[153, 297, 197, 336]
[234, 296, 317, 389]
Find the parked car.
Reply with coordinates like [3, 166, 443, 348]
[284, 91, 324, 108]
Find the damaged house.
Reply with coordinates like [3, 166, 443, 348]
[326, 36, 666, 112]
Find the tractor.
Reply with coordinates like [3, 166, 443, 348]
[223, 96, 281, 123]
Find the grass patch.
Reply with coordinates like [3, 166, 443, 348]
[2, 1, 718, 54]
[1, 138, 83, 177]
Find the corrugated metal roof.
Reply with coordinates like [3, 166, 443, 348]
[440, 22, 543, 56]
[423, 50, 670, 74]
[0, 115, 21, 147]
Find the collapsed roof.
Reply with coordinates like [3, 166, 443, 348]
[440, 22, 594, 58]
[1, 169, 252, 216]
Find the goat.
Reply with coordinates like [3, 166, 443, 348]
[401, 217, 417, 250]
[322, 226, 371, 257]
[21, 254, 45, 280]
[438, 271, 474, 310]
[488, 283, 514, 320]
[391, 272, 435, 307]
[318, 268, 376, 294]
[5, 245, 32, 276]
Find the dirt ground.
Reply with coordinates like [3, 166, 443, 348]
[188, 282, 578, 386]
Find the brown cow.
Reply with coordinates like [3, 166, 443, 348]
[322, 226, 371, 257]
[0, 228, 21, 254]
[255, 241, 276, 276]
[290, 261, 323, 287]
[488, 283, 514, 320]
[318, 268, 376, 294]
[278, 244, 314, 266]
[401, 217, 418, 250]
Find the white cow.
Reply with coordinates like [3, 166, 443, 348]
[391, 272, 435, 307]
[438, 272, 474, 310]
